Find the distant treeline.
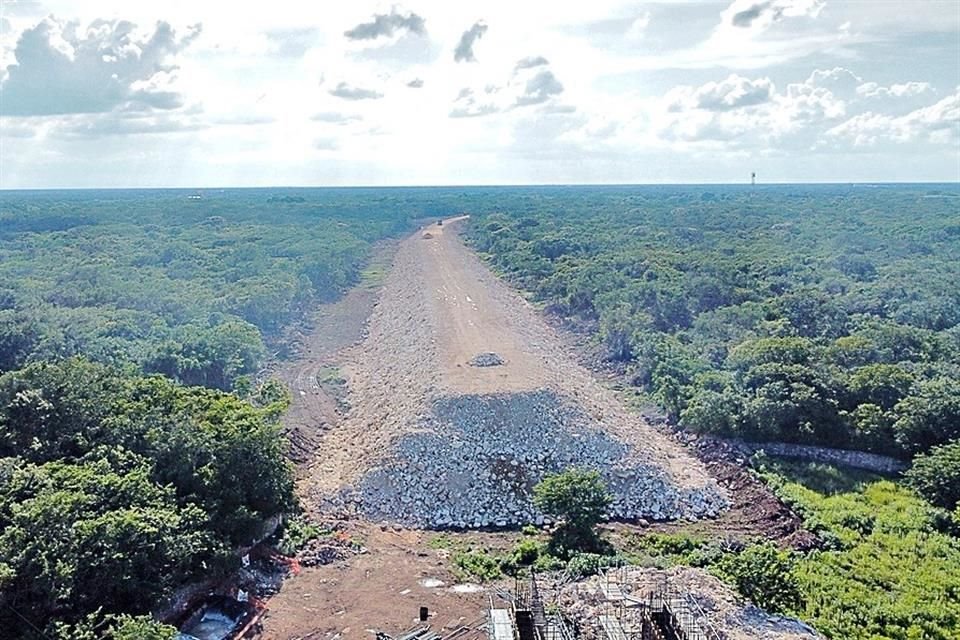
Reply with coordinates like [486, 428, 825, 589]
[0, 189, 412, 390]
[465, 185, 960, 461]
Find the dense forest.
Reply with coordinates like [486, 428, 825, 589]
[2, 185, 958, 638]
[0, 188, 415, 637]
[465, 185, 960, 461]
[463, 184, 960, 638]
[0, 189, 414, 390]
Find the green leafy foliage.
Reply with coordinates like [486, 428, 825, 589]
[713, 543, 803, 615]
[533, 468, 612, 555]
[452, 551, 503, 582]
[273, 516, 328, 556]
[0, 359, 296, 635]
[905, 439, 960, 510]
[465, 185, 960, 457]
[0, 189, 410, 389]
[51, 613, 177, 640]
[761, 459, 960, 639]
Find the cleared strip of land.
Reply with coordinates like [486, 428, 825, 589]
[303, 218, 725, 525]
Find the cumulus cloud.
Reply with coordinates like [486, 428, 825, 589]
[454, 21, 488, 63]
[857, 81, 933, 99]
[826, 92, 960, 147]
[449, 87, 498, 118]
[329, 82, 383, 100]
[658, 69, 849, 145]
[515, 56, 549, 70]
[344, 9, 426, 40]
[696, 75, 773, 111]
[449, 59, 567, 117]
[0, 17, 201, 116]
[515, 70, 564, 106]
[668, 74, 774, 112]
[722, 0, 824, 31]
[406, 78, 424, 88]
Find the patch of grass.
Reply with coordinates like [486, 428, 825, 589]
[316, 365, 346, 386]
[427, 534, 455, 550]
[273, 516, 329, 556]
[758, 457, 960, 639]
[754, 454, 886, 496]
[452, 551, 502, 582]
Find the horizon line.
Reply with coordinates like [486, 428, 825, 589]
[2, 180, 959, 192]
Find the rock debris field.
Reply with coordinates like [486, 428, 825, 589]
[359, 390, 725, 528]
[307, 217, 727, 529]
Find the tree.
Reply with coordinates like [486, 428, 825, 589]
[533, 468, 611, 555]
[715, 543, 803, 615]
[905, 440, 960, 510]
[893, 377, 960, 454]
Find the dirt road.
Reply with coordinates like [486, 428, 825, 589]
[302, 217, 719, 500]
[257, 217, 727, 639]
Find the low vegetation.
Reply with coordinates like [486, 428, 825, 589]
[631, 459, 960, 638]
[533, 468, 612, 556]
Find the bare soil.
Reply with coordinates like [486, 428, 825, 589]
[256, 523, 500, 640]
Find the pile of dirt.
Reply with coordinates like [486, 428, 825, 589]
[468, 352, 504, 367]
[559, 567, 823, 640]
[357, 391, 726, 528]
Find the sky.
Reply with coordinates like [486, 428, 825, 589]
[0, 0, 958, 188]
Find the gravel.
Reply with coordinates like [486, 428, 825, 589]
[468, 352, 505, 367]
[356, 390, 727, 528]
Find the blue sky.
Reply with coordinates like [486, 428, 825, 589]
[1, 0, 958, 187]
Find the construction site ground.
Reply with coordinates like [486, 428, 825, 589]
[255, 218, 810, 640]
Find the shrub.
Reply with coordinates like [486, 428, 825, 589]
[533, 468, 612, 555]
[452, 551, 501, 582]
[905, 440, 960, 510]
[714, 543, 803, 615]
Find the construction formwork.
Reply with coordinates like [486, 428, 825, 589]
[597, 568, 722, 640]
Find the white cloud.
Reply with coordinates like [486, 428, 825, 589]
[826, 91, 960, 147]
[625, 11, 650, 41]
[1, 0, 957, 186]
[857, 81, 933, 99]
[720, 0, 824, 32]
[454, 21, 487, 62]
[0, 16, 200, 116]
[344, 9, 426, 41]
[329, 81, 384, 100]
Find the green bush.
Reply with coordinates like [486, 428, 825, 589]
[274, 516, 327, 556]
[0, 359, 296, 634]
[764, 459, 960, 638]
[533, 468, 611, 555]
[905, 439, 960, 510]
[713, 543, 803, 615]
[452, 551, 502, 582]
[564, 552, 626, 579]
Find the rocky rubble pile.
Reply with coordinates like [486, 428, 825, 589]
[468, 352, 505, 367]
[357, 390, 727, 528]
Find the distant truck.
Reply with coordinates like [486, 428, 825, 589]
[437, 219, 443, 226]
